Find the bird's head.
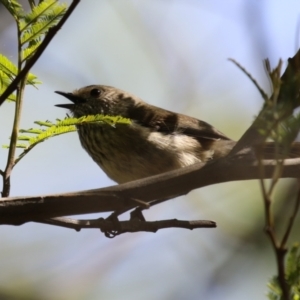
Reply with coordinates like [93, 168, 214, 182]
[55, 85, 141, 118]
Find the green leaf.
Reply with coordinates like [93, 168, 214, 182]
[0, 54, 41, 87]
[267, 244, 300, 300]
[0, 88, 16, 101]
[27, 72, 42, 86]
[273, 114, 300, 145]
[54, 114, 132, 127]
[34, 121, 55, 127]
[5, 115, 131, 166]
[19, 128, 43, 134]
[286, 244, 300, 297]
[20, 0, 67, 45]
[21, 40, 41, 62]
[0, 69, 13, 86]
[1, 0, 23, 19]
[20, 0, 60, 29]
[15, 144, 27, 148]
[0, 53, 18, 80]
[0, 70, 16, 101]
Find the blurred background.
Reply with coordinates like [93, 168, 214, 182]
[0, 0, 300, 299]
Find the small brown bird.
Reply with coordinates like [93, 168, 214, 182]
[55, 85, 298, 184]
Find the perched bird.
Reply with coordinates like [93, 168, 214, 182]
[55, 85, 298, 184]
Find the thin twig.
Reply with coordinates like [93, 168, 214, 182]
[2, 22, 28, 197]
[257, 143, 290, 299]
[229, 50, 300, 157]
[35, 216, 216, 237]
[229, 58, 269, 101]
[280, 184, 300, 248]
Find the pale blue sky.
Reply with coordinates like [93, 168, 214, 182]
[0, 1, 299, 299]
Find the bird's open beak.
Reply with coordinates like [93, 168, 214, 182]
[55, 91, 84, 109]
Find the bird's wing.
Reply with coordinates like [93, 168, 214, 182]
[176, 115, 232, 141]
[127, 103, 231, 141]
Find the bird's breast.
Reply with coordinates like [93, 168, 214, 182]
[76, 122, 206, 183]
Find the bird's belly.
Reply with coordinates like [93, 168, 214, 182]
[77, 124, 202, 183]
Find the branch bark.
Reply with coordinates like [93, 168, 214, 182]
[1, 156, 300, 225]
[36, 216, 216, 237]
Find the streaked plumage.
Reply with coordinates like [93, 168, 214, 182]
[55, 85, 299, 183]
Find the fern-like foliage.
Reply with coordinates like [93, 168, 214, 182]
[20, 0, 63, 29]
[21, 40, 41, 62]
[0, 0, 23, 19]
[0, 54, 41, 101]
[0, 0, 67, 102]
[0, 70, 16, 101]
[0, 53, 41, 85]
[0, 54, 18, 81]
[18, 0, 67, 66]
[3, 115, 131, 165]
[267, 244, 300, 300]
[273, 114, 300, 145]
[19, 0, 67, 52]
[287, 244, 300, 297]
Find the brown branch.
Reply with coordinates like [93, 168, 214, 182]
[253, 50, 300, 300]
[275, 248, 290, 300]
[280, 185, 300, 248]
[0, 0, 81, 107]
[35, 216, 216, 237]
[0, 156, 300, 225]
[266, 182, 300, 300]
[258, 157, 290, 299]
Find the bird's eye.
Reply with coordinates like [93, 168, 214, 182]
[90, 88, 101, 97]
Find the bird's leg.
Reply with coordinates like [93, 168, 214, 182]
[130, 209, 146, 221]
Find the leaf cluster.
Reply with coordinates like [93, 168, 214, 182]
[258, 59, 300, 149]
[19, 0, 67, 59]
[268, 244, 300, 300]
[4, 114, 131, 166]
[231, 58, 300, 159]
[0, 0, 67, 100]
[0, 54, 40, 101]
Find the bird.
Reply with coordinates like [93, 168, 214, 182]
[55, 85, 299, 184]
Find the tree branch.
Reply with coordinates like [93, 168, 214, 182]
[0, 156, 300, 225]
[35, 216, 216, 237]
